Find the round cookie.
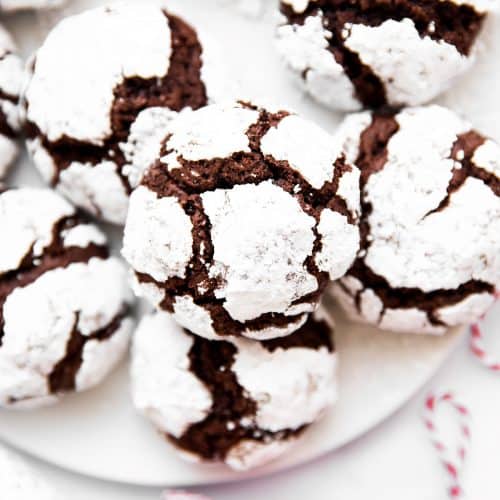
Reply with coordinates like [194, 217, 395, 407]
[276, 0, 493, 111]
[0, 187, 134, 408]
[0, 445, 57, 500]
[0, 25, 24, 180]
[330, 105, 500, 334]
[0, 0, 65, 12]
[131, 309, 338, 471]
[23, 2, 227, 224]
[122, 101, 361, 341]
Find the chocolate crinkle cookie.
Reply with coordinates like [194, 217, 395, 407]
[330, 105, 500, 335]
[0, 0, 65, 12]
[0, 187, 134, 409]
[122, 101, 361, 341]
[0, 24, 23, 180]
[131, 309, 337, 471]
[23, 2, 227, 225]
[276, 0, 495, 111]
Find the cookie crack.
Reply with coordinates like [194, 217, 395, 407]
[349, 259, 493, 326]
[48, 308, 128, 393]
[424, 130, 493, 218]
[170, 332, 305, 461]
[154, 107, 357, 222]
[140, 107, 353, 334]
[281, 0, 484, 107]
[25, 10, 208, 194]
[261, 315, 334, 352]
[0, 216, 108, 345]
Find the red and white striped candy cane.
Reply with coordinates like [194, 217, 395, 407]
[424, 392, 471, 499]
[469, 291, 500, 371]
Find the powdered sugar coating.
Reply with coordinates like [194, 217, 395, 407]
[123, 186, 193, 283]
[344, 19, 471, 108]
[332, 105, 500, 334]
[131, 309, 337, 470]
[436, 292, 496, 325]
[202, 181, 318, 322]
[0, 445, 57, 500]
[260, 114, 345, 189]
[242, 314, 309, 340]
[281, 0, 316, 13]
[0, 24, 23, 179]
[172, 295, 219, 341]
[172, 295, 310, 341]
[0, 188, 75, 274]
[0, 188, 134, 408]
[366, 108, 495, 291]
[0, 257, 133, 408]
[75, 319, 131, 390]
[315, 210, 360, 280]
[473, 140, 500, 178]
[331, 283, 446, 334]
[125, 101, 360, 340]
[26, 4, 172, 143]
[57, 161, 129, 225]
[131, 313, 212, 437]
[130, 274, 166, 309]
[332, 111, 372, 165]
[232, 334, 337, 432]
[276, 14, 360, 111]
[277, 2, 490, 110]
[121, 107, 183, 189]
[24, 3, 228, 224]
[62, 224, 106, 248]
[162, 104, 259, 165]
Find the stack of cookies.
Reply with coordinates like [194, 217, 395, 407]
[0, 0, 498, 473]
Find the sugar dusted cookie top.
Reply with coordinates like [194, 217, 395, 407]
[131, 309, 338, 470]
[276, 0, 492, 111]
[123, 100, 360, 341]
[24, 2, 227, 224]
[0, 188, 134, 408]
[331, 105, 500, 334]
[0, 24, 24, 180]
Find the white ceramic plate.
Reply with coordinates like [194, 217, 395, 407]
[0, 0, 498, 487]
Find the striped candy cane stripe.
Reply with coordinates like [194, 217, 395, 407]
[469, 291, 500, 371]
[424, 392, 471, 499]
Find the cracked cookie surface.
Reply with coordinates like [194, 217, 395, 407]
[131, 308, 337, 470]
[330, 105, 500, 334]
[0, 24, 23, 180]
[0, 188, 134, 408]
[122, 101, 361, 340]
[23, 3, 227, 224]
[277, 0, 492, 111]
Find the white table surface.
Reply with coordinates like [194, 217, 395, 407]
[5, 304, 499, 500]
